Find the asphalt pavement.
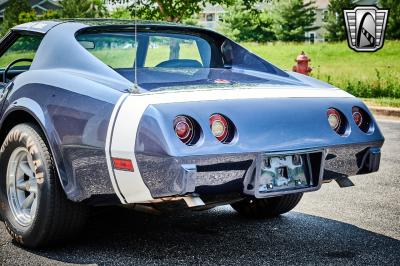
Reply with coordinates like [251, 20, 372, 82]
[0, 119, 399, 266]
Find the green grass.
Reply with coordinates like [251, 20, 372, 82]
[0, 51, 35, 68]
[242, 41, 400, 98]
[362, 98, 400, 108]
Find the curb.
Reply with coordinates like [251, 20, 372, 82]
[368, 106, 400, 118]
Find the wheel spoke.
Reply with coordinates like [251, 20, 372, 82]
[28, 180, 38, 194]
[16, 180, 28, 192]
[19, 161, 34, 179]
[30, 197, 37, 218]
[21, 193, 35, 209]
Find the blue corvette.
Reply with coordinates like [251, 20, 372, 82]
[0, 20, 384, 248]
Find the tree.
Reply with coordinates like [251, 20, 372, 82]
[272, 0, 317, 41]
[324, 0, 354, 41]
[18, 10, 60, 24]
[1, 0, 32, 34]
[59, 0, 108, 18]
[125, 0, 258, 23]
[380, 0, 400, 39]
[18, 10, 37, 24]
[122, 0, 257, 61]
[110, 7, 133, 19]
[221, 0, 275, 42]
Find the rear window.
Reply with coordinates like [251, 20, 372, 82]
[76, 31, 213, 69]
[76, 29, 290, 92]
[77, 32, 137, 69]
[144, 36, 206, 67]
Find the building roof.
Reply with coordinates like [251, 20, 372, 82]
[0, 0, 60, 13]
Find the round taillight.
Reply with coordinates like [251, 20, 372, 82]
[352, 106, 372, 133]
[327, 108, 341, 132]
[210, 114, 228, 142]
[209, 114, 235, 143]
[174, 116, 195, 145]
[176, 120, 191, 139]
[352, 108, 363, 127]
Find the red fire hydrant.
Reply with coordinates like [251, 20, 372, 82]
[292, 51, 312, 76]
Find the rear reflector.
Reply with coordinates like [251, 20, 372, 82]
[112, 158, 134, 172]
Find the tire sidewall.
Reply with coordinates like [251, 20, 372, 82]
[0, 124, 53, 246]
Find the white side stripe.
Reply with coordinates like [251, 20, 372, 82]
[108, 93, 153, 203]
[105, 93, 131, 203]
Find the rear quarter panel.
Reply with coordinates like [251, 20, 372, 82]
[0, 70, 123, 201]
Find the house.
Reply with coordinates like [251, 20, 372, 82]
[0, 0, 60, 20]
[197, 3, 225, 30]
[305, 0, 329, 43]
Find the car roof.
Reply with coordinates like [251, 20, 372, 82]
[12, 19, 202, 34]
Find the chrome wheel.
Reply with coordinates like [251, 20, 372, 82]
[6, 147, 39, 227]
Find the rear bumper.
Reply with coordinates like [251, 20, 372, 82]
[136, 141, 383, 199]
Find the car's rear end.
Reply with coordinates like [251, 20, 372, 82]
[74, 22, 384, 209]
[107, 86, 384, 207]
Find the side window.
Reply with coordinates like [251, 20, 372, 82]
[0, 35, 43, 70]
[144, 36, 207, 68]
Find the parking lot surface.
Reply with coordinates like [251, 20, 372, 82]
[0, 119, 399, 265]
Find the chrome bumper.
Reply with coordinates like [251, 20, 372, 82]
[135, 142, 382, 198]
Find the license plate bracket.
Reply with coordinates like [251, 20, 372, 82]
[243, 150, 324, 198]
[258, 155, 310, 194]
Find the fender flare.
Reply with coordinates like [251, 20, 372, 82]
[0, 97, 70, 199]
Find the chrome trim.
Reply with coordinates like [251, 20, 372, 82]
[136, 142, 381, 199]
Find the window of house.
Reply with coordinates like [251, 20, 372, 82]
[206, 13, 214, 21]
[323, 10, 328, 21]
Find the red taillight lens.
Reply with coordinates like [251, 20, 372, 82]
[327, 108, 341, 132]
[112, 158, 134, 172]
[352, 107, 363, 127]
[352, 106, 372, 133]
[174, 115, 195, 145]
[210, 114, 229, 142]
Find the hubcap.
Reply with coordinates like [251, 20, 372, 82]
[6, 147, 39, 227]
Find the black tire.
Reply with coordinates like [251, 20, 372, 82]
[0, 123, 88, 248]
[231, 193, 303, 218]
